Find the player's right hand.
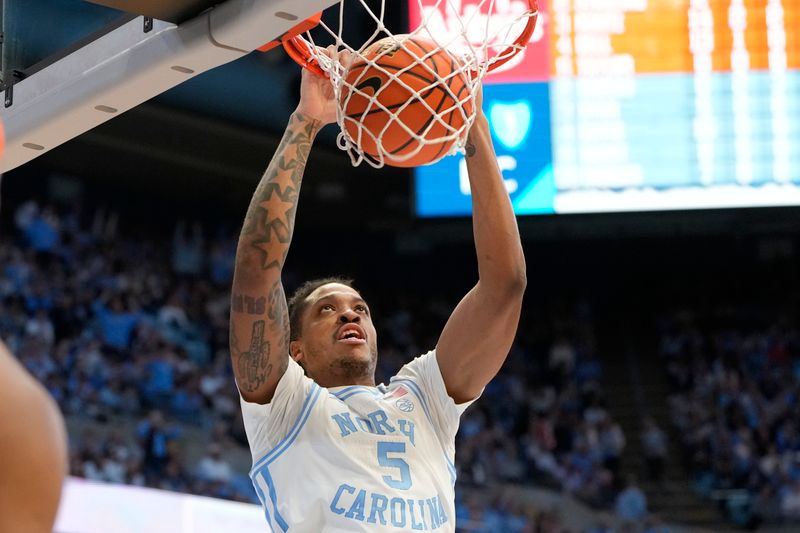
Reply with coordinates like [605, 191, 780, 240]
[296, 46, 349, 126]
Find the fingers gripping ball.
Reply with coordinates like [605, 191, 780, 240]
[340, 36, 474, 168]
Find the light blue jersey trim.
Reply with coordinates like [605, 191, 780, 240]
[253, 481, 272, 525]
[330, 385, 362, 397]
[263, 466, 290, 532]
[249, 383, 323, 531]
[332, 385, 383, 402]
[445, 456, 457, 486]
[251, 383, 322, 473]
[338, 389, 383, 402]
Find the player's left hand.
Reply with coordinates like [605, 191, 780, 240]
[473, 82, 484, 111]
[469, 83, 487, 133]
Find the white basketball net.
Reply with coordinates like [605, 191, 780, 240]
[297, 0, 538, 168]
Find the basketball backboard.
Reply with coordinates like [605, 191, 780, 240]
[0, 0, 343, 172]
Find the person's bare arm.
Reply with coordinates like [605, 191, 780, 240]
[230, 65, 338, 404]
[0, 341, 67, 533]
[435, 88, 527, 403]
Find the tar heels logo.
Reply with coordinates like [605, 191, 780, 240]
[489, 100, 532, 150]
[396, 398, 414, 412]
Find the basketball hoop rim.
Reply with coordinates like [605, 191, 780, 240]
[282, 0, 539, 79]
[283, 35, 329, 78]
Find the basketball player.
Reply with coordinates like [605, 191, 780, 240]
[0, 340, 67, 532]
[230, 62, 526, 531]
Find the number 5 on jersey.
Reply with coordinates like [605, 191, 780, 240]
[377, 442, 411, 490]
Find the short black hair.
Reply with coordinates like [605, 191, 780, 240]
[287, 277, 355, 341]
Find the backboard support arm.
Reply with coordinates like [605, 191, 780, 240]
[0, 0, 338, 172]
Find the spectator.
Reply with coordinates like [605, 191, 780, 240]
[549, 337, 576, 386]
[782, 481, 800, 520]
[142, 344, 176, 409]
[208, 238, 235, 286]
[25, 206, 61, 253]
[641, 417, 668, 484]
[93, 296, 142, 351]
[25, 309, 55, 347]
[14, 199, 39, 237]
[160, 459, 191, 493]
[3, 249, 31, 292]
[598, 415, 626, 479]
[172, 221, 204, 277]
[137, 410, 180, 480]
[615, 475, 648, 523]
[157, 290, 190, 331]
[196, 442, 233, 484]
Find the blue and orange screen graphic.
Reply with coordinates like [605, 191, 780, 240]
[411, 0, 800, 216]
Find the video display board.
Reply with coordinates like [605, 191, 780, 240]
[411, 0, 800, 217]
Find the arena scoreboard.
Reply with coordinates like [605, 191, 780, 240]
[411, 0, 800, 217]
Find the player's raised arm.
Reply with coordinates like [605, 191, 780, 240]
[435, 86, 527, 403]
[230, 65, 338, 404]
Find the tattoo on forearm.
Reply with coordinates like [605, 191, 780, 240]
[268, 281, 292, 359]
[465, 139, 477, 158]
[240, 113, 319, 271]
[267, 282, 283, 322]
[233, 320, 273, 393]
[231, 115, 312, 392]
[232, 293, 266, 315]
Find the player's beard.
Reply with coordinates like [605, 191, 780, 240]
[328, 347, 377, 383]
[330, 355, 375, 381]
[302, 339, 378, 386]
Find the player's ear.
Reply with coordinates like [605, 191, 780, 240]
[290, 340, 304, 365]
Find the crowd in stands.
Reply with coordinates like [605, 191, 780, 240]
[1, 198, 664, 532]
[453, 315, 628, 510]
[2, 199, 252, 500]
[661, 309, 800, 527]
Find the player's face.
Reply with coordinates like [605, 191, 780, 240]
[292, 283, 378, 386]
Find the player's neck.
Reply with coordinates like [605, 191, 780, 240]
[314, 373, 376, 389]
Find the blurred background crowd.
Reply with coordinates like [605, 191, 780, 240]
[662, 310, 800, 528]
[2, 196, 798, 532]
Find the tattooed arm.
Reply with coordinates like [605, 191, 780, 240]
[435, 85, 527, 403]
[230, 66, 338, 404]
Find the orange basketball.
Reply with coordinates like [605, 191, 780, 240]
[340, 36, 473, 168]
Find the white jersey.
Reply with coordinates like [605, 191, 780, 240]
[240, 350, 477, 532]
